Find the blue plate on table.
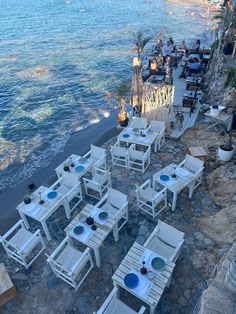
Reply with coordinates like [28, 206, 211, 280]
[98, 211, 108, 220]
[47, 191, 58, 199]
[79, 157, 88, 164]
[124, 273, 139, 289]
[123, 133, 129, 138]
[151, 257, 166, 271]
[74, 226, 84, 235]
[160, 175, 170, 182]
[75, 165, 85, 173]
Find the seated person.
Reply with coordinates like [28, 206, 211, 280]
[179, 40, 188, 54]
[192, 39, 200, 53]
[169, 37, 174, 50]
[164, 59, 171, 76]
[189, 57, 201, 71]
[155, 54, 164, 67]
[162, 41, 172, 60]
[156, 38, 163, 50]
[149, 58, 158, 75]
[179, 57, 193, 78]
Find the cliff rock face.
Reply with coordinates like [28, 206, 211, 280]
[207, 165, 236, 208]
[197, 242, 236, 314]
[202, 52, 236, 114]
[180, 123, 221, 150]
[197, 204, 236, 246]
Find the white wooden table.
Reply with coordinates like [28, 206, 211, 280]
[204, 110, 233, 133]
[112, 242, 175, 314]
[55, 154, 93, 179]
[17, 186, 69, 241]
[65, 204, 119, 267]
[153, 163, 195, 211]
[118, 127, 158, 152]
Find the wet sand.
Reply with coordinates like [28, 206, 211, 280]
[0, 109, 121, 234]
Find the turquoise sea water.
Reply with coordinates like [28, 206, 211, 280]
[0, 0, 213, 190]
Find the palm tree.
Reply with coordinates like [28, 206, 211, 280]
[133, 31, 152, 59]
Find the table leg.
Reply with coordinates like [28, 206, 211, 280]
[94, 247, 101, 268]
[63, 201, 71, 219]
[41, 220, 51, 241]
[154, 139, 157, 153]
[113, 223, 119, 242]
[19, 212, 30, 229]
[150, 305, 155, 314]
[172, 192, 177, 212]
[188, 181, 195, 199]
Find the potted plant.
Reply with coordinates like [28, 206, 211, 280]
[114, 82, 129, 127]
[218, 133, 235, 161]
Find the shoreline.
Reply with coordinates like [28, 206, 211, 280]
[0, 109, 121, 233]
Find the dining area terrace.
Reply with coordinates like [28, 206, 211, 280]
[0, 124, 224, 314]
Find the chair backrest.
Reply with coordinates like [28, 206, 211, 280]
[184, 154, 204, 173]
[107, 188, 127, 209]
[92, 168, 109, 185]
[157, 220, 184, 247]
[96, 287, 143, 314]
[128, 145, 144, 160]
[130, 117, 147, 129]
[111, 143, 127, 157]
[150, 120, 165, 133]
[91, 145, 106, 159]
[62, 171, 79, 188]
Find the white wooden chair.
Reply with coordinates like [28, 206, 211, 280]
[144, 219, 184, 263]
[96, 188, 128, 241]
[0, 220, 45, 269]
[135, 179, 167, 219]
[129, 117, 148, 129]
[83, 167, 111, 199]
[47, 236, 93, 290]
[178, 154, 204, 198]
[110, 141, 129, 169]
[84, 144, 107, 169]
[50, 171, 83, 218]
[150, 120, 165, 151]
[128, 144, 151, 173]
[96, 287, 146, 314]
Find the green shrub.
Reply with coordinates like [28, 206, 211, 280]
[211, 39, 219, 49]
[225, 67, 236, 89]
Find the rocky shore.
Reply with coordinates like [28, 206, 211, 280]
[1, 108, 236, 313]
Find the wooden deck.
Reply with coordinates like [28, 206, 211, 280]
[168, 65, 201, 139]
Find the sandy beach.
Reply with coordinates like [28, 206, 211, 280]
[0, 109, 121, 234]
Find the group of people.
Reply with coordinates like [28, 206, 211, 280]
[178, 39, 208, 78]
[148, 37, 175, 79]
[146, 35, 208, 83]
